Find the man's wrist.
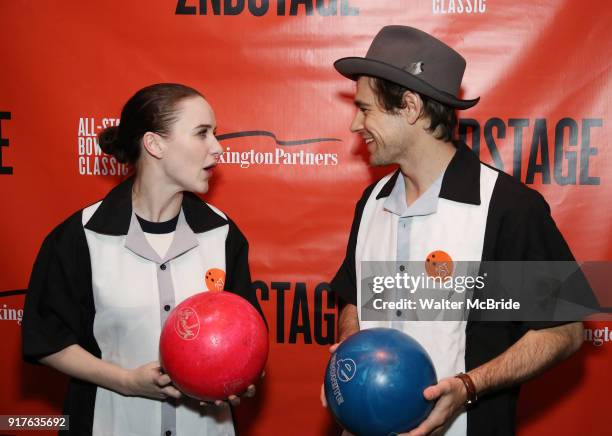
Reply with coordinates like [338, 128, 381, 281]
[455, 372, 478, 408]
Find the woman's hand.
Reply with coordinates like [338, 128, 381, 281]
[39, 346, 181, 401]
[122, 361, 182, 400]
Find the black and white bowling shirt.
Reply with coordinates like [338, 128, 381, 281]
[332, 141, 582, 436]
[23, 177, 259, 436]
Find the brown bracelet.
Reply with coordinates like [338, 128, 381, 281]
[455, 373, 478, 408]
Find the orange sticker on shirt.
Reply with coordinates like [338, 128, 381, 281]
[425, 250, 454, 279]
[205, 268, 226, 291]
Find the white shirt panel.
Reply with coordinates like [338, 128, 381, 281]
[82, 202, 235, 436]
[171, 225, 228, 305]
[355, 164, 499, 436]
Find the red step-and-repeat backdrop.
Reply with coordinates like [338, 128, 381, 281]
[1, 1, 610, 434]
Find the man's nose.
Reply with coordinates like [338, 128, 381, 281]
[350, 110, 364, 133]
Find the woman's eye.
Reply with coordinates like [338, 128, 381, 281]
[198, 130, 208, 138]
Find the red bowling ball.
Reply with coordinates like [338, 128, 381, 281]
[159, 291, 268, 400]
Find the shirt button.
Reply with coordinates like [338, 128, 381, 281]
[164, 304, 171, 312]
[165, 431, 172, 436]
[160, 263, 167, 270]
[396, 310, 402, 317]
[399, 265, 405, 272]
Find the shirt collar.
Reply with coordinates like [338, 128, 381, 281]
[84, 177, 228, 235]
[376, 140, 481, 205]
[125, 209, 199, 264]
[383, 171, 443, 217]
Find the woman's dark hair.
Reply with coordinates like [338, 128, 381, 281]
[98, 83, 204, 165]
[370, 77, 457, 142]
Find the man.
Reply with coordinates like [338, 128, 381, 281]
[325, 26, 584, 436]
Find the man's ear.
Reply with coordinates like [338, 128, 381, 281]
[402, 90, 424, 125]
[142, 132, 164, 159]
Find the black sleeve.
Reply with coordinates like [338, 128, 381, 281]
[22, 211, 98, 363]
[499, 189, 574, 261]
[330, 183, 377, 307]
[225, 218, 264, 320]
[496, 189, 598, 331]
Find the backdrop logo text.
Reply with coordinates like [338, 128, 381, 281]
[218, 130, 340, 168]
[77, 117, 130, 176]
[459, 117, 602, 186]
[0, 303, 22, 326]
[584, 327, 612, 347]
[0, 112, 12, 175]
[254, 281, 336, 345]
[176, 0, 359, 16]
[433, 0, 486, 14]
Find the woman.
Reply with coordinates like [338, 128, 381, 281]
[22, 83, 261, 436]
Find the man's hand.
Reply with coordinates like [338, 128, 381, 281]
[322, 303, 359, 407]
[122, 361, 182, 400]
[200, 384, 256, 407]
[320, 342, 341, 408]
[400, 376, 466, 436]
[200, 370, 265, 407]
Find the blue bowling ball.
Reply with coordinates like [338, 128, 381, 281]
[324, 328, 437, 436]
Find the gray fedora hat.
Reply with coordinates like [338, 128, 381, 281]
[334, 26, 479, 109]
